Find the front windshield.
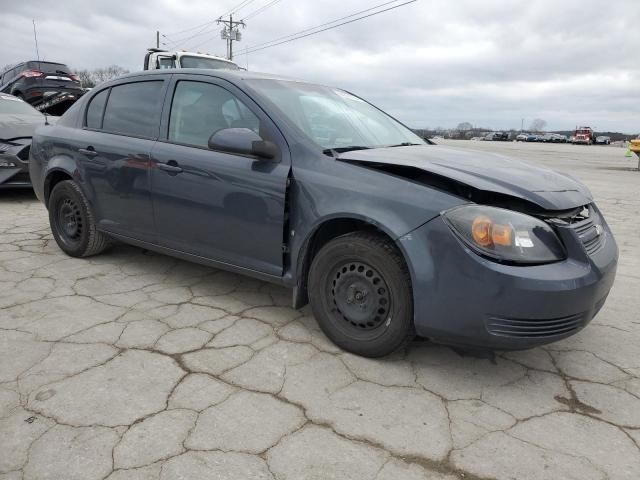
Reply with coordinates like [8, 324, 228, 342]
[0, 95, 42, 116]
[179, 56, 239, 70]
[246, 79, 424, 150]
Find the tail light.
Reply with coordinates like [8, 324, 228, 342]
[21, 70, 44, 78]
[70, 74, 80, 82]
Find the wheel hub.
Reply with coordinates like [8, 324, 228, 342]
[58, 199, 82, 240]
[331, 262, 390, 330]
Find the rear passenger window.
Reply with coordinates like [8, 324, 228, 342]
[85, 89, 108, 129]
[102, 81, 163, 138]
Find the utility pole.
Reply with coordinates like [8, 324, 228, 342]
[217, 14, 245, 61]
[156, 30, 160, 48]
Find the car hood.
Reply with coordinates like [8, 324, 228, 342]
[0, 113, 46, 141]
[338, 145, 592, 211]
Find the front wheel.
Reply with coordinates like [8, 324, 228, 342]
[48, 180, 111, 257]
[308, 232, 414, 357]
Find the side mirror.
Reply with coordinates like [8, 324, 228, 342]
[208, 128, 277, 160]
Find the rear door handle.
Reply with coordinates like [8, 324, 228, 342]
[78, 147, 98, 157]
[157, 162, 183, 174]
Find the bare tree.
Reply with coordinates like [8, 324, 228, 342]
[456, 122, 473, 131]
[75, 69, 95, 88]
[93, 65, 129, 84]
[529, 118, 547, 132]
[71, 65, 129, 88]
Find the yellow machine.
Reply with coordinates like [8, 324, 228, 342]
[630, 139, 640, 170]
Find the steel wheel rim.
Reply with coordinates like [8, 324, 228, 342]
[329, 261, 391, 332]
[55, 197, 83, 246]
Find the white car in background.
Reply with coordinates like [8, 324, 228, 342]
[0, 93, 53, 188]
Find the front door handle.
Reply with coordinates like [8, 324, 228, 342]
[157, 161, 183, 174]
[78, 147, 98, 157]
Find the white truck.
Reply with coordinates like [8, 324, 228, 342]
[143, 49, 240, 71]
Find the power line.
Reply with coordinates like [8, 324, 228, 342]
[185, 31, 220, 52]
[220, 0, 250, 16]
[163, 0, 261, 50]
[166, 23, 221, 50]
[237, 0, 416, 56]
[180, 0, 286, 52]
[162, 0, 257, 41]
[243, 0, 284, 20]
[234, 0, 261, 14]
[163, 23, 217, 47]
[220, 0, 258, 17]
[163, 19, 218, 37]
[242, 0, 404, 52]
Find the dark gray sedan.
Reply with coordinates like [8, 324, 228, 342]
[29, 70, 618, 357]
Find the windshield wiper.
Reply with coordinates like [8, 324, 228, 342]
[385, 142, 422, 147]
[333, 146, 373, 153]
[322, 146, 373, 156]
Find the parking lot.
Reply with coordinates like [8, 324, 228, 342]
[1, 140, 639, 480]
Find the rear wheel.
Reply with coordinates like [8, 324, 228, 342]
[308, 231, 414, 357]
[48, 180, 111, 257]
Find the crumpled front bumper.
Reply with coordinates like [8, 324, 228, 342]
[0, 142, 32, 188]
[399, 207, 618, 350]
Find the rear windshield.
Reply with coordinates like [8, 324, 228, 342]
[27, 62, 71, 74]
[0, 95, 42, 116]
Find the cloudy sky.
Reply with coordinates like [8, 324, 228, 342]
[1, 0, 638, 132]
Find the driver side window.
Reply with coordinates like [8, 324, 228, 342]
[168, 81, 260, 148]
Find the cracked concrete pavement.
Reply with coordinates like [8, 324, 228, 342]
[1, 141, 639, 479]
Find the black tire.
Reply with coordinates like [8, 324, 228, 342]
[48, 180, 111, 257]
[308, 231, 414, 357]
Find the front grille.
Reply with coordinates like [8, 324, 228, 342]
[571, 216, 603, 255]
[546, 205, 604, 256]
[486, 313, 585, 338]
[0, 141, 30, 159]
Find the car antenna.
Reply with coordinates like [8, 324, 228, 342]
[32, 19, 49, 125]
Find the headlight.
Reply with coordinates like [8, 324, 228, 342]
[442, 205, 566, 264]
[0, 160, 17, 168]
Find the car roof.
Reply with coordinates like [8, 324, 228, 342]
[114, 68, 314, 86]
[26, 60, 67, 65]
[2, 61, 67, 72]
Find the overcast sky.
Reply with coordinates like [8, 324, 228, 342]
[0, 0, 638, 132]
